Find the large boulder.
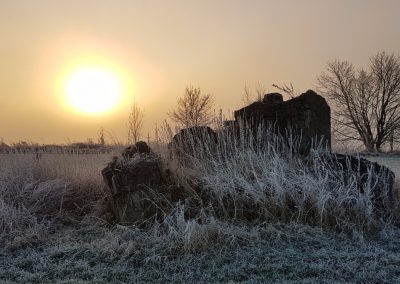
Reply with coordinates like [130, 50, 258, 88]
[102, 142, 185, 224]
[122, 140, 152, 160]
[169, 126, 218, 158]
[318, 153, 395, 216]
[234, 90, 331, 153]
[262, 92, 283, 104]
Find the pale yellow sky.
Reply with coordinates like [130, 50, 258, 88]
[1, 0, 399, 144]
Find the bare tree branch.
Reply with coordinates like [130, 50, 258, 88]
[168, 86, 214, 129]
[272, 83, 296, 99]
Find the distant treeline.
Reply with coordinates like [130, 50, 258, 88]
[0, 141, 119, 154]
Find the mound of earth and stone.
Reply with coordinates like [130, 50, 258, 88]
[317, 153, 395, 216]
[102, 142, 188, 224]
[102, 90, 395, 224]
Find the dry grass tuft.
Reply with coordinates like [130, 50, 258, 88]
[0, 152, 112, 248]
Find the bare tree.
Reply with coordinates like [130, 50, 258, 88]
[98, 127, 105, 145]
[318, 52, 400, 152]
[127, 101, 144, 144]
[168, 86, 214, 128]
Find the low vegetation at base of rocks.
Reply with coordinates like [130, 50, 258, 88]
[107, 123, 397, 233]
[1, 124, 400, 282]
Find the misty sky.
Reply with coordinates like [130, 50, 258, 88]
[1, 0, 400, 143]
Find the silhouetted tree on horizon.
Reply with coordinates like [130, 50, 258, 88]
[127, 100, 144, 144]
[168, 86, 214, 129]
[318, 51, 400, 152]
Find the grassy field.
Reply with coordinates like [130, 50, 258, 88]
[1, 146, 400, 283]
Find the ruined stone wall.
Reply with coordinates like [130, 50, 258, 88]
[234, 90, 331, 152]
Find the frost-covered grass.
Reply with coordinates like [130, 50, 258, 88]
[1, 131, 400, 282]
[157, 123, 397, 233]
[2, 221, 400, 283]
[0, 152, 111, 249]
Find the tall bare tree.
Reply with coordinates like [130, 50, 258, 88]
[318, 52, 400, 152]
[127, 101, 144, 144]
[168, 86, 214, 128]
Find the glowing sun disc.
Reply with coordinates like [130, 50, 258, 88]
[65, 68, 122, 114]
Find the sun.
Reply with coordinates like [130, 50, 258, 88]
[65, 67, 122, 114]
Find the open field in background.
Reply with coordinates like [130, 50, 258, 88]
[362, 154, 400, 181]
[1, 149, 400, 282]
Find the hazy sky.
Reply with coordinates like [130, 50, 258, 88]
[1, 0, 400, 144]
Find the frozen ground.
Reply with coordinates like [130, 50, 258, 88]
[1, 148, 400, 283]
[1, 222, 400, 283]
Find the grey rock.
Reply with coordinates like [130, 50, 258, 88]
[122, 140, 152, 160]
[234, 89, 331, 153]
[318, 153, 395, 216]
[262, 92, 283, 104]
[102, 142, 185, 224]
[169, 126, 218, 158]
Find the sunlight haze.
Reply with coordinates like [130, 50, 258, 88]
[64, 67, 123, 114]
[1, 0, 400, 143]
